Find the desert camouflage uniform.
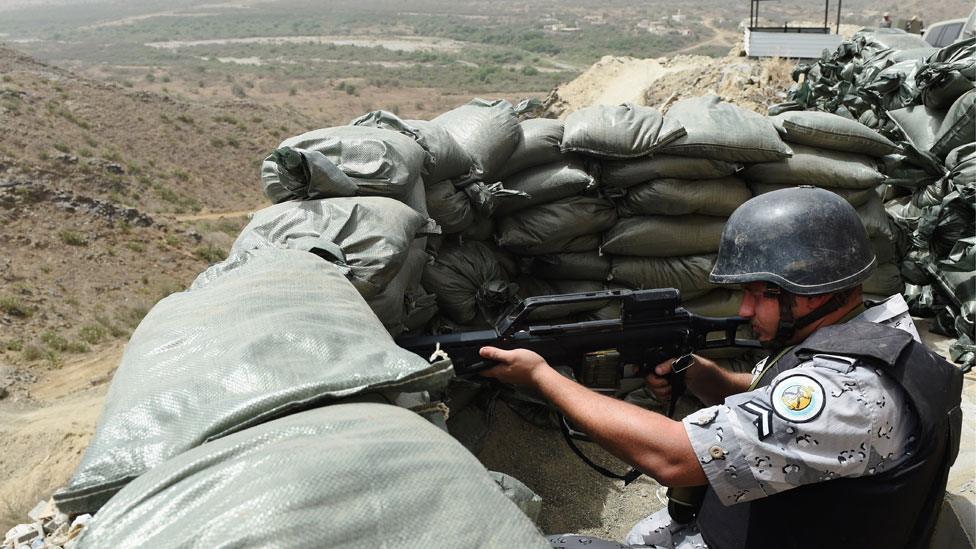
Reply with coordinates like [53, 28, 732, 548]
[626, 295, 921, 548]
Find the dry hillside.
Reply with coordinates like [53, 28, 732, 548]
[0, 44, 323, 386]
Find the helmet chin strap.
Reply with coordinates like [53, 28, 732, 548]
[762, 285, 850, 350]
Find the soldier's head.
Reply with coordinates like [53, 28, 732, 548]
[709, 187, 874, 348]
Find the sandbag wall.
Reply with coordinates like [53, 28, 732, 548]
[256, 94, 911, 334]
[53, 114, 552, 546]
[774, 31, 975, 369]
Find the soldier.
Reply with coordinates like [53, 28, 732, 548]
[880, 12, 893, 28]
[480, 187, 963, 549]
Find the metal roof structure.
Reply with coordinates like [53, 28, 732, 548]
[748, 0, 843, 34]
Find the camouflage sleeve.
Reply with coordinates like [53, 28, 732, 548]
[682, 355, 917, 505]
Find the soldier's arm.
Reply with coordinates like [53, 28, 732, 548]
[647, 354, 754, 405]
[480, 346, 707, 487]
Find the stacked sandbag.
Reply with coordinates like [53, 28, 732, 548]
[54, 248, 452, 514]
[775, 35, 975, 369]
[75, 404, 549, 549]
[230, 197, 440, 335]
[573, 95, 785, 307]
[745, 110, 906, 296]
[350, 110, 480, 235]
[260, 125, 429, 216]
[421, 239, 520, 330]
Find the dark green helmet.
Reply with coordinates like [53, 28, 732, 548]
[709, 186, 876, 295]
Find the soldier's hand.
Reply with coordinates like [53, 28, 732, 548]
[645, 359, 675, 402]
[478, 347, 550, 386]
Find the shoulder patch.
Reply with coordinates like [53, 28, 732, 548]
[770, 374, 825, 423]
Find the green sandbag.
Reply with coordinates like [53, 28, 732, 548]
[683, 289, 745, 317]
[522, 252, 611, 281]
[856, 193, 895, 241]
[946, 143, 976, 186]
[55, 249, 451, 515]
[262, 126, 427, 204]
[350, 110, 473, 183]
[658, 94, 793, 163]
[426, 179, 474, 234]
[496, 196, 617, 256]
[742, 144, 885, 189]
[599, 155, 741, 189]
[432, 98, 521, 185]
[76, 404, 549, 549]
[498, 118, 565, 178]
[493, 160, 595, 216]
[421, 240, 518, 326]
[231, 197, 437, 300]
[609, 254, 717, 296]
[602, 216, 726, 257]
[366, 245, 435, 337]
[931, 90, 976, 159]
[863, 262, 904, 296]
[561, 103, 677, 159]
[748, 181, 876, 207]
[616, 177, 751, 217]
[888, 104, 947, 153]
[771, 111, 900, 157]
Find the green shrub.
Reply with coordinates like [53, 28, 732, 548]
[194, 245, 225, 264]
[41, 331, 69, 352]
[21, 344, 45, 361]
[59, 230, 87, 246]
[0, 296, 31, 317]
[5, 339, 23, 352]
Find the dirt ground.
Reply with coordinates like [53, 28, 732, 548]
[1, 321, 971, 541]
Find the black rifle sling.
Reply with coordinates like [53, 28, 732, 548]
[560, 416, 642, 485]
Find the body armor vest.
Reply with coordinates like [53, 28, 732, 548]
[696, 321, 963, 549]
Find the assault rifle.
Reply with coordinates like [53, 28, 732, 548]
[396, 288, 759, 402]
[397, 288, 760, 498]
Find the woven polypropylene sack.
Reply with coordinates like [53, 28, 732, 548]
[888, 104, 948, 153]
[349, 110, 475, 183]
[499, 118, 565, 178]
[609, 255, 717, 296]
[748, 181, 876, 208]
[864, 262, 904, 296]
[54, 249, 452, 514]
[426, 179, 475, 234]
[931, 90, 976, 159]
[493, 160, 595, 216]
[771, 111, 900, 157]
[522, 252, 611, 281]
[231, 197, 437, 300]
[683, 289, 745, 317]
[602, 216, 726, 257]
[657, 94, 792, 162]
[76, 404, 548, 549]
[561, 103, 676, 159]
[495, 196, 617, 256]
[599, 155, 741, 189]
[432, 98, 520, 185]
[422, 240, 518, 326]
[616, 177, 752, 217]
[741, 144, 885, 189]
[261, 125, 427, 203]
[856, 193, 896, 241]
[366, 245, 434, 336]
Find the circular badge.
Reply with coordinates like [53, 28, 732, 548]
[770, 374, 825, 423]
